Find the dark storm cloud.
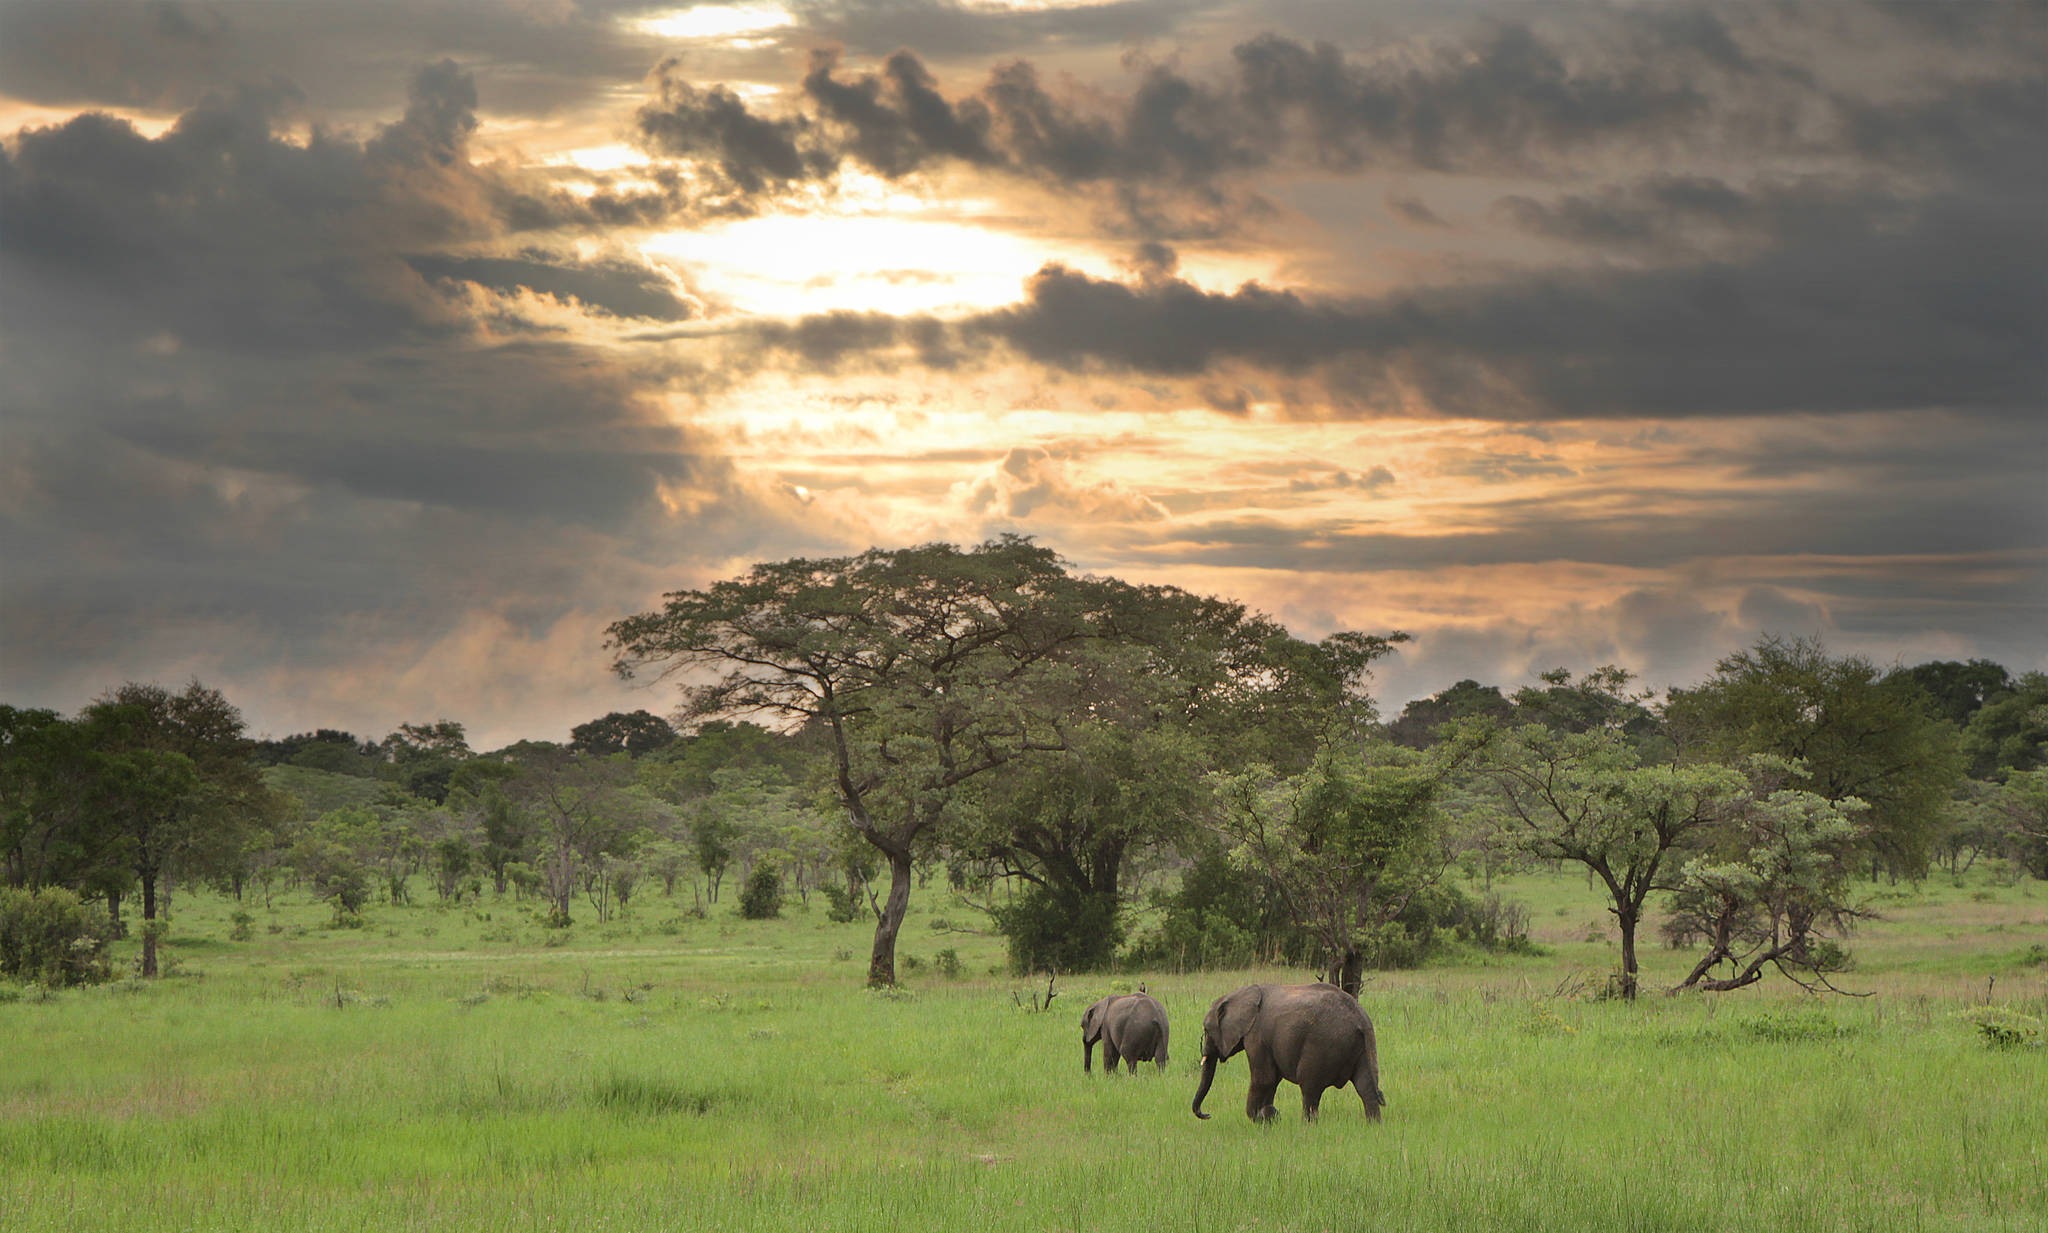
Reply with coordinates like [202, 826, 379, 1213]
[786, 0, 1192, 60]
[631, 13, 1800, 231]
[636, 63, 830, 195]
[0, 0, 679, 119]
[801, 48, 1002, 175]
[0, 63, 667, 347]
[1126, 480, 2044, 577]
[406, 254, 698, 321]
[751, 159, 2044, 419]
[0, 56, 798, 719]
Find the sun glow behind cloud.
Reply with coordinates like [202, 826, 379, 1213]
[643, 213, 1105, 316]
[631, 3, 796, 42]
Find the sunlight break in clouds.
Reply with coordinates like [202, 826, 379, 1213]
[632, 4, 797, 43]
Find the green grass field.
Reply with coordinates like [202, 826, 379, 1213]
[5, 871, 2044, 1232]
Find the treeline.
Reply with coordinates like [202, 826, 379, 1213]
[4, 539, 2044, 996]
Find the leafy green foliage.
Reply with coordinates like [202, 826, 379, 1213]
[737, 862, 783, 919]
[568, 711, 677, 759]
[1215, 739, 1471, 991]
[1480, 718, 1747, 998]
[0, 886, 110, 986]
[1123, 845, 1309, 970]
[818, 880, 865, 923]
[1668, 636, 1964, 877]
[1387, 679, 1513, 748]
[1666, 786, 1870, 993]
[990, 882, 1121, 974]
[1890, 659, 2013, 728]
[1960, 671, 2048, 780]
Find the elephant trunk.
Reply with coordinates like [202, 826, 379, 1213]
[1191, 1050, 1217, 1120]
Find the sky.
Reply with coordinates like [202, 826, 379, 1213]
[1, 0, 2043, 750]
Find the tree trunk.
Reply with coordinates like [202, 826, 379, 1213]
[867, 848, 914, 987]
[140, 873, 159, 979]
[1616, 906, 1639, 1000]
[1337, 947, 1365, 998]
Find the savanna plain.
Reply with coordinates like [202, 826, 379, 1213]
[5, 871, 2044, 1233]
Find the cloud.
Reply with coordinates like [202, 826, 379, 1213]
[405, 253, 699, 321]
[0, 58, 821, 737]
[746, 170, 2041, 417]
[960, 446, 1169, 524]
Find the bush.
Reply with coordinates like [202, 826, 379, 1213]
[819, 880, 863, 924]
[933, 948, 961, 979]
[1742, 1009, 1850, 1043]
[229, 910, 255, 942]
[992, 884, 1121, 974]
[0, 887, 112, 987]
[1951, 1006, 2044, 1050]
[738, 863, 784, 920]
[1122, 848, 1309, 971]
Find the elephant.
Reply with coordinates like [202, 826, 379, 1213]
[1082, 992, 1170, 1074]
[1191, 982, 1384, 1122]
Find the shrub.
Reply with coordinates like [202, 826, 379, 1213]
[1952, 1006, 2043, 1050]
[1742, 1009, 1850, 1043]
[933, 948, 961, 978]
[229, 910, 255, 942]
[314, 866, 370, 925]
[738, 863, 784, 920]
[819, 881, 863, 924]
[992, 884, 1121, 974]
[1122, 848, 1308, 971]
[0, 887, 112, 987]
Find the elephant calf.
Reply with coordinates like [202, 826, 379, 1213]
[1082, 992, 1170, 1074]
[1192, 982, 1384, 1123]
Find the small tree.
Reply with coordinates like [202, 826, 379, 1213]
[506, 748, 649, 926]
[1480, 718, 1745, 999]
[1667, 785, 1871, 994]
[432, 837, 474, 901]
[1217, 739, 1469, 994]
[739, 861, 783, 919]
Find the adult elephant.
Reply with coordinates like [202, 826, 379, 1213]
[1191, 982, 1384, 1122]
[1082, 992, 1169, 1073]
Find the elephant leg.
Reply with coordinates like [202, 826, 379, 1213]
[1125, 1054, 1139, 1074]
[1301, 1083, 1324, 1123]
[1245, 1059, 1281, 1122]
[1103, 1043, 1121, 1073]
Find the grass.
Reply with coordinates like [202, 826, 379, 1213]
[4, 871, 2044, 1231]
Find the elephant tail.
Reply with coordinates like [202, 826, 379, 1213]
[1355, 1020, 1386, 1121]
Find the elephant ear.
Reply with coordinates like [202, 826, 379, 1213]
[1211, 987, 1264, 1058]
[1081, 1002, 1102, 1043]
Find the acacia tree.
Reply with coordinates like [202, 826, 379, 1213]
[1666, 636, 1963, 879]
[505, 747, 649, 925]
[962, 720, 1209, 973]
[1479, 718, 1746, 1000]
[570, 710, 677, 758]
[607, 538, 1104, 986]
[1666, 785, 1871, 994]
[0, 707, 117, 893]
[81, 682, 280, 976]
[1216, 736, 1472, 995]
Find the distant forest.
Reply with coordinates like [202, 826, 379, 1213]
[5, 541, 2044, 998]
